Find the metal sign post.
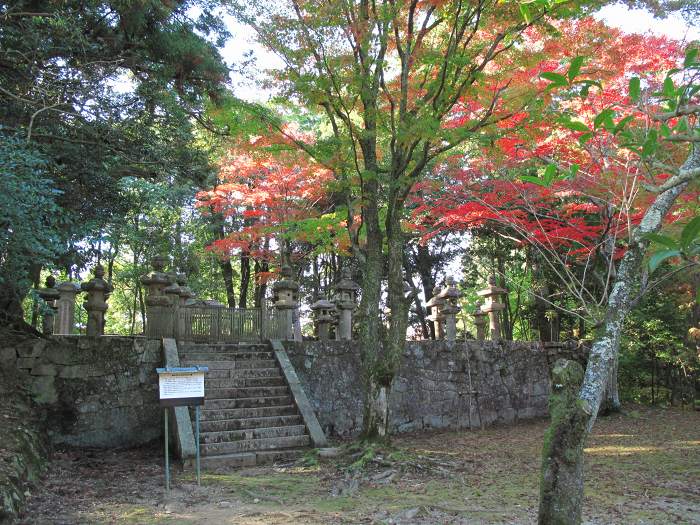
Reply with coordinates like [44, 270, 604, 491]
[156, 366, 208, 493]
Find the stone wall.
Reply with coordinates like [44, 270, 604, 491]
[0, 335, 162, 448]
[0, 365, 47, 524]
[283, 340, 581, 437]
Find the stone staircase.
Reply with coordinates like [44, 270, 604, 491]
[180, 342, 312, 468]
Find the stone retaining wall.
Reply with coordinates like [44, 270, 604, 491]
[283, 340, 581, 437]
[0, 366, 47, 524]
[0, 335, 161, 448]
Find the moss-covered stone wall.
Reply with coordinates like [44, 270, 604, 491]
[1, 335, 162, 449]
[283, 340, 585, 437]
[0, 365, 47, 524]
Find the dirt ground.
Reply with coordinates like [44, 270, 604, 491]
[18, 406, 700, 524]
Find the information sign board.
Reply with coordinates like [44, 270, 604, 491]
[156, 367, 208, 407]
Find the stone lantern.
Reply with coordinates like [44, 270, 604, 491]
[140, 256, 172, 337]
[37, 276, 60, 335]
[271, 264, 299, 340]
[477, 275, 507, 341]
[332, 268, 359, 340]
[438, 277, 462, 342]
[176, 273, 196, 306]
[310, 295, 336, 341]
[163, 272, 182, 338]
[81, 265, 112, 336]
[473, 300, 488, 341]
[426, 286, 445, 339]
[55, 281, 80, 335]
[140, 256, 171, 308]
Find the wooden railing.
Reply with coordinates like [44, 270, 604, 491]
[146, 304, 288, 342]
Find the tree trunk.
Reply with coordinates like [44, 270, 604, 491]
[538, 143, 698, 524]
[539, 359, 589, 525]
[219, 257, 236, 308]
[415, 244, 436, 339]
[239, 250, 250, 308]
[497, 256, 513, 340]
[358, 172, 386, 439]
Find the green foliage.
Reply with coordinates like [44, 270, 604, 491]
[646, 217, 700, 272]
[0, 0, 230, 315]
[0, 133, 60, 309]
[620, 282, 697, 404]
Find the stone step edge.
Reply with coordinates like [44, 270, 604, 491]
[202, 395, 290, 405]
[201, 435, 311, 454]
[200, 424, 308, 438]
[199, 418, 303, 433]
[190, 448, 308, 469]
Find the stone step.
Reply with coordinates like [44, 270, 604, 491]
[181, 344, 270, 353]
[203, 367, 282, 380]
[200, 414, 303, 433]
[181, 359, 277, 370]
[205, 386, 290, 400]
[206, 376, 286, 389]
[199, 405, 298, 421]
[199, 448, 305, 470]
[201, 434, 311, 456]
[182, 351, 275, 361]
[203, 395, 292, 410]
[201, 425, 307, 444]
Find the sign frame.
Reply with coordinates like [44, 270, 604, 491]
[157, 366, 208, 407]
[156, 365, 208, 491]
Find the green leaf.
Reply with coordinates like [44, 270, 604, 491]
[568, 163, 579, 179]
[643, 233, 679, 250]
[613, 115, 634, 135]
[580, 84, 590, 99]
[543, 164, 557, 185]
[662, 77, 675, 98]
[684, 48, 698, 67]
[680, 216, 700, 249]
[578, 132, 593, 145]
[594, 108, 615, 130]
[560, 119, 589, 132]
[568, 56, 585, 82]
[641, 129, 658, 157]
[540, 71, 568, 86]
[521, 174, 548, 187]
[629, 77, 641, 102]
[649, 249, 681, 273]
[519, 3, 532, 24]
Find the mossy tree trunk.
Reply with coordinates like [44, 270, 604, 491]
[538, 359, 589, 525]
[538, 143, 700, 524]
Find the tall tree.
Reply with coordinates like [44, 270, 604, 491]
[231, 0, 583, 437]
[0, 0, 230, 323]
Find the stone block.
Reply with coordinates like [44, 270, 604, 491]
[46, 345, 79, 365]
[0, 347, 17, 366]
[16, 357, 36, 370]
[31, 376, 57, 404]
[58, 364, 103, 379]
[17, 340, 45, 358]
[30, 363, 57, 377]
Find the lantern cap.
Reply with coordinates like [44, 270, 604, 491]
[272, 264, 299, 292]
[438, 276, 461, 299]
[311, 296, 336, 311]
[334, 268, 360, 292]
[81, 265, 112, 293]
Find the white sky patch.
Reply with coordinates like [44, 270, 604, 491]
[221, 6, 698, 103]
[595, 4, 699, 40]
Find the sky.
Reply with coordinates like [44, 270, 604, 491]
[219, 4, 699, 103]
